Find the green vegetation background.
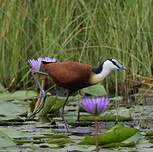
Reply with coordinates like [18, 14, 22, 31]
[0, 0, 152, 92]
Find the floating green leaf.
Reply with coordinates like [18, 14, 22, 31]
[0, 128, 29, 139]
[83, 84, 107, 96]
[80, 123, 141, 147]
[0, 131, 16, 148]
[0, 101, 27, 117]
[80, 114, 132, 121]
[48, 138, 71, 145]
[15, 139, 43, 145]
[102, 142, 135, 148]
[110, 96, 123, 101]
[146, 132, 153, 137]
[149, 139, 153, 143]
[43, 134, 70, 139]
[0, 90, 37, 101]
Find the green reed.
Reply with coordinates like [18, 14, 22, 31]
[0, 0, 152, 92]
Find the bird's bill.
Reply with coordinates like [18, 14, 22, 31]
[121, 65, 128, 71]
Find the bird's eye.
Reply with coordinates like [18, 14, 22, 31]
[111, 59, 122, 69]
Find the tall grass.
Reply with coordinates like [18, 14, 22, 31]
[0, 0, 153, 92]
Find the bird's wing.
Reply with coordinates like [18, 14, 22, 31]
[42, 62, 92, 85]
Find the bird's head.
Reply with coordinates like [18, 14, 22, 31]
[103, 58, 127, 71]
[91, 58, 127, 84]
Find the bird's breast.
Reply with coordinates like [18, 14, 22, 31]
[89, 73, 104, 84]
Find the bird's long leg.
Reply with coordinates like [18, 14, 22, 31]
[61, 91, 71, 132]
[33, 78, 46, 114]
[77, 90, 84, 122]
[31, 71, 44, 93]
[28, 90, 46, 119]
[28, 72, 47, 119]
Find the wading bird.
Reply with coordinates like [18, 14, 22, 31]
[29, 58, 127, 131]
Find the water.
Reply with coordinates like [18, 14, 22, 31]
[0, 92, 153, 151]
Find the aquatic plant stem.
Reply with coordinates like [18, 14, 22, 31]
[95, 119, 99, 152]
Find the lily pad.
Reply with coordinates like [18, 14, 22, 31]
[102, 142, 135, 148]
[104, 107, 132, 118]
[48, 138, 71, 145]
[149, 139, 153, 143]
[0, 100, 27, 117]
[80, 114, 132, 121]
[0, 124, 54, 140]
[80, 123, 141, 147]
[110, 96, 123, 101]
[0, 90, 37, 101]
[146, 132, 153, 136]
[0, 127, 29, 139]
[43, 134, 69, 138]
[0, 130, 16, 148]
[83, 84, 107, 96]
[80, 107, 132, 122]
[46, 134, 71, 145]
[15, 139, 44, 145]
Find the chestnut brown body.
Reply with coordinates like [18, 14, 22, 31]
[42, 61, 94, 92]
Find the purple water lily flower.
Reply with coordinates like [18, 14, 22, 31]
[28, 57, 57, 71]
[80, 97, 110, 115]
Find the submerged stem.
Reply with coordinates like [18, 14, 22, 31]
[95, 120, 99, 152]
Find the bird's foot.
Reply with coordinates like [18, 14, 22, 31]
[63, 119, 69, 133]
[60, 109, 69, 132]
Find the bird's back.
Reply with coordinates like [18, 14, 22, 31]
[41, 61, 92, 91]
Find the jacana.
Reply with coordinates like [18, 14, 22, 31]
[29, 58, 127, 131]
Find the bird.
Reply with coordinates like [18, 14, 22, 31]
[29, 58, 127, 131]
